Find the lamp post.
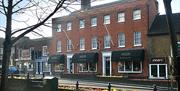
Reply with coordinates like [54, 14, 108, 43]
[163, 0, 179, 90]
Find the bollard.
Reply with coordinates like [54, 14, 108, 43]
[43, 73, 45, 78]
[27, 73, 29, 79]
[76, 81, 79, 91]
[153, 84, 157, 91]
[108, 83, 111, 91]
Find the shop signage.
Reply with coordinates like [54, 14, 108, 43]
[151, 58, 165, 63]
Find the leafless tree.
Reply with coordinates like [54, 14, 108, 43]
[0, 0, 82, 91]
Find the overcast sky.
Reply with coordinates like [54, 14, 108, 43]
[0, 0, 180, 39]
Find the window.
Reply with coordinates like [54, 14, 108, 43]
[67, 22, 72, 31]
[56, 24, 61, 32]
[118, 33, 125, 47]
[67, 39, 72, 51]
[118, 61, 142, 73]
[0, 48, 3, 54]
[56, 41, 61, 52]
[91, 17, 97, 27]
[118, 12, 125, 22]
[77, 63, 97, 72]
[133, 9, 141, 20]
[104, 35, 111, 48]
[79, 19, 85, 28]
[91, 37, 97, 49]
[43, 62, 51, 72]
[42, 46, 48, 56]
[149, 64, 167, 79]
[134, 32, 141, 46]
[177, 42, 180, 56]
[27, 63, 33, 71]
[80, 38, 85, 50]
[104, 15, 110, 24]
[54, 64, 64, 72]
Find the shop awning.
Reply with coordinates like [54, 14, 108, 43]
[48, 54, 65, 63]
[72, 52, 98, 63]
[111, 49, 144, 61]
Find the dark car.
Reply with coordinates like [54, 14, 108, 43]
[8, 66, 19, 74]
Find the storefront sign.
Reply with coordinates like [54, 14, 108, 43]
[151, 58, 165, 63]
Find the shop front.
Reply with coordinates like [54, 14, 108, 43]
[72, 52, 98, 74]
[111, 49, 145, 77]
[149, 57, 168, 79]
[48, 54, 65, 75]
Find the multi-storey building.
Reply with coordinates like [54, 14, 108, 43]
[0, 38, 4, 70]
[15, 37, 51, 74]
[148, 13, 180, 79]
[49, 0, 158, 78]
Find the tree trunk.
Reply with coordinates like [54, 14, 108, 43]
[0, 0, 13, 91]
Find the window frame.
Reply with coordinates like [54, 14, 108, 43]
[134, 32, 142, 46]
[104, 15, 110, 24]
[79, 19, 85, 29]
[133, 9, 141, 20]
[79, 38, 85, 50]
[67, 39, 72, 51]
[118, 61, 142, 73]
[118, 32, 125, 47]
[77, 63, 97, 72]
[56, 40, 61, 53]
[91, 36, 98, 50]
[56, 24, 62, 32]
[149, 64, 168, 79]
[118, 12, 125, 22]
[104, 35, 111, 49]
[42, 46, 48, 56]
[67, 22, 72, 31]
[0, 48, 3, 54]
[91, 17, 97, 27]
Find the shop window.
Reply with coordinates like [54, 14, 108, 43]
[54, 64, 64, 72]
[43, 62, 51, 72]
[77, 63, 97, 72]
[149, 64, 167, 79]
[118, 61, 142, 73]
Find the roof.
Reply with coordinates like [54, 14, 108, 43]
[148, 13, 180, 36]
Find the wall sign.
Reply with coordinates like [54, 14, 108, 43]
[151, 58, 165, 63]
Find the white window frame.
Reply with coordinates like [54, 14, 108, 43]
[80, 38, 85, 50]
[104, 35, 111, 49]
[91, 17, 97, 27]
[78, 63, 97, 72]
[42, 46, 48, 56]
[56, 40, 61, 53]
[133, 9, 141, 20]
[149, 64, 168, 79]
[134, 32, 142, 46]
[67, 39, 72, 51]
[118, 12, 125, 22]
[67, 22, 72, 31]
[54, 64, 64, 72]
[118, 61, 142, 73]
[0, 48, 3, 54]
[104, 15, 110, 24]
[118, 32, 125, 47]
[91, 37, 98, 50]
[79, 19, 85, 29]
[56, 24, 61, 32]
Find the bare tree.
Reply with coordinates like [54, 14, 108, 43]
[0, 0, 81, 91]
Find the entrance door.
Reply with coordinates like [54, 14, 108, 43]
[67, 58, 73, 74]
[105, 57, 110, 76]
[37, 62, 40, 74]
[149, 64, 167, 79]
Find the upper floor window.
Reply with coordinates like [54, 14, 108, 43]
[133, 9, 141, 20]
[42, 46, 48, 56]
[67, 39, 72, 51]
[134, 32, 142, 46]
[91, 17, 97, 27]
[118, 32, 125, 47]
[56, 40, 61, 52]
[104, 15, 110, 24]
[56, 24, 61, 32]
[80, 38, 85, 50]
[67, 22, 72, 31]
[118, 12, 125, 22]
[104, 35, 111, 48]
[79, 19, 85, 29]
[91, 37, 98, 49]
[0, 48, 3, 54]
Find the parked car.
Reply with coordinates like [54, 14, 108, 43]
[8, 66, 19, 74]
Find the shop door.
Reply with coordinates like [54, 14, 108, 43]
[105, 57, 110, 76]
[37, 62, 41, 74]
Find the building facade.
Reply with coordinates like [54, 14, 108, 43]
[148, 13, 180, 79]
[49, 0, 158, 78]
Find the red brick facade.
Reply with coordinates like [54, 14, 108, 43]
[49, 0, 158, 78]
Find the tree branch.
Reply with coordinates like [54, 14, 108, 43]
[2, 0, 7, 15]
[0, 29, 5, 32]
[12, 0, 23, 8]
[12, 0, 66, 44]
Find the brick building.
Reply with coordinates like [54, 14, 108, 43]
[148, 13, 180, 79]
[49, 0, 158, 78]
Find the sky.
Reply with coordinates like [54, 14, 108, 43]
[0, 0, 180, 39]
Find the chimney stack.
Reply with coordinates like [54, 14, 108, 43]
[81, 0, 91, 10]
